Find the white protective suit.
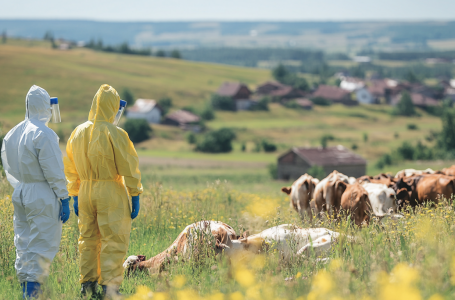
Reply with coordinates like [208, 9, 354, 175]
[1, 85, 69, 283]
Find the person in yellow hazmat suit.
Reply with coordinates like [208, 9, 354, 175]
[64, 84, 143, 298]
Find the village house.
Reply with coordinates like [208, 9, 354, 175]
[162, 110, 201, 132]
[127, 99, 162, 124]
[312, 85, 357, 106]
[256, 81, 305, 100]
[216, 82, 254, 111]
[391, 92, 439, 108]
[293, 98, 313, 110]
[277, 146, 367, 180]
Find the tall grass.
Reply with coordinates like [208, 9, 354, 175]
[1, 176, 455, 299]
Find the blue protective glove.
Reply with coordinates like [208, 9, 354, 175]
[131, 196, 140, 220]
[73, 196, 79, 217]
[60, 198, 71, 223]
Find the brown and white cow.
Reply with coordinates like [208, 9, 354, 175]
[123, 221, 237, 274]
[361, 183, 408, 216]
[442, 165, 455, 176]
[281, 174, 316, 221]
[313, 171, 350, 218]
[395, 168, 436, 179]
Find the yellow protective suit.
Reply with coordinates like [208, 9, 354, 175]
[64, 84, 143, 286]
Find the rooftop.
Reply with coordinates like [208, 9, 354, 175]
[165, 110, 200, 124]
[312, 85, 350, 101]
[281, 145, 366, 166]
[128, 99, 160, 113]
[216, 82, 246, 97]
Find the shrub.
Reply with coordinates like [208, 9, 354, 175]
[196, 128, 236, 153]
[261, 140, 277, 152]
[396, 141, 415, 160]
[394, 91, 416, 116]
[250, 97, 269, 111]
[121, 88, 134, 104]
[155, 50, 166, 57]
[320, 134, 335, 148]
[310, 97, 332, 106]
[351, 143, 358, 150]
[158, 98, 173, 116]
[308, 165, 326, 180]
[407, 123, 418, 130]
[186, 132, 196, 144]
[200, 106, 215, 121]
[268, 163, 278, 180]
[241, 143, 246, 152]
[211, 94, 236, 111]
[363, 133, 368, 142]
[170, 50, 181, 59]
[123, 119, 152, 143]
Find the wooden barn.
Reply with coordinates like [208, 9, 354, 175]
[277, 146, 367, 180]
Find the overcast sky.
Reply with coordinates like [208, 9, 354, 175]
[2, 0, 455, 21]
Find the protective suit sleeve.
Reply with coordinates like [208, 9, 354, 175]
[1, 137, 20, 189]
[34, 129, 69, 199]
[111, 128, 143, 196]
[63, 130, 80, 197]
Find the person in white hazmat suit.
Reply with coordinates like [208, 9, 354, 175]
[1, 85, 71, 299]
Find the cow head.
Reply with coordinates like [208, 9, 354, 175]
[123, 255, 147, 276]
[395, 188, 410, 209]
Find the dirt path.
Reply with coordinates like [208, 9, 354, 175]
[139, 156, 268, 169]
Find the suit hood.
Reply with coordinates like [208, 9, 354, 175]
[26, 85, 51, 123]
[88, 84, 119, 123]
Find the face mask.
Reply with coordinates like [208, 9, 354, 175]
[113, 100, 127, 126]
[50, 97, 61, 123]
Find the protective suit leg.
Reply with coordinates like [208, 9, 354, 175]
[12, 183, 62, 283]
[97, 181, 132, 286]
[78, 188, 102, 284]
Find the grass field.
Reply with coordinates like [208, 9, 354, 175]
[2, 174, 455, 300]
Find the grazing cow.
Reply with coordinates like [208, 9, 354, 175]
[442, 165, 455, 176]
[395, 168, 435, 179]
[123, 221, 237, 274]
[340, 183, 371, 226]
[395, 174, 455, 209]
[223, 224, 340, 261]
[281, 174, 316, 221]
[314, 171, 350, 217]
[358, 174, 394, 187]
[362, 183, 405, 216]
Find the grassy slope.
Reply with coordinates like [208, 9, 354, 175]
[0, 41, 270, 128]
[0, 40, 448, 179]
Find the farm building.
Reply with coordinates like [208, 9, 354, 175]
[216, 82, 254, 110]
[127, 99, 162, 124]
[277, 146, 367, 180]
[391, 92, 439, 108]
[256, 81, 305, 99]
[312, 85, 357, 106]
[355, 87, 376, 104]
[162, 110, 201, 132]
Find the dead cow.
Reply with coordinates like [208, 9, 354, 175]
[223, 224, 340, 261]
[123, 221, 236, 275]
[281, 174, 316, 221]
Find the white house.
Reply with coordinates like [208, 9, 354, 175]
[127, 99, 162, 124]
[355, 87, 375, 104]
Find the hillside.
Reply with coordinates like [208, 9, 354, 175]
[0, 41, 446, 178]
[0, 41, 270, 128]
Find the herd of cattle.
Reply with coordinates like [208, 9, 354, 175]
[123, 166, 455, 276]
[282, 166, 455, 226]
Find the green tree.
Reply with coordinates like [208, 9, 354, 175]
[261, 140, 277, 152]
[200, 106, 215, 121]
[320, 134, 334, 148]
[196, 128, 236, 153]
[395, 91, 416, 116]
[440, 109, 455, 151]
[2, 31, 6, 44]
[211, 94, 236, 111]
[308, 165, 326, 180]
[250, 97, 269, 111]
[170, 50, 181, 59]
[186, 132, 196, 144]
[121, 88, 135, 104]
[268, 163, 278, 180]
[158, 97, 173, 116]
[123, 119, 152, 143]
[272, 64, 289, 82]
[156, 50, 166, 57]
